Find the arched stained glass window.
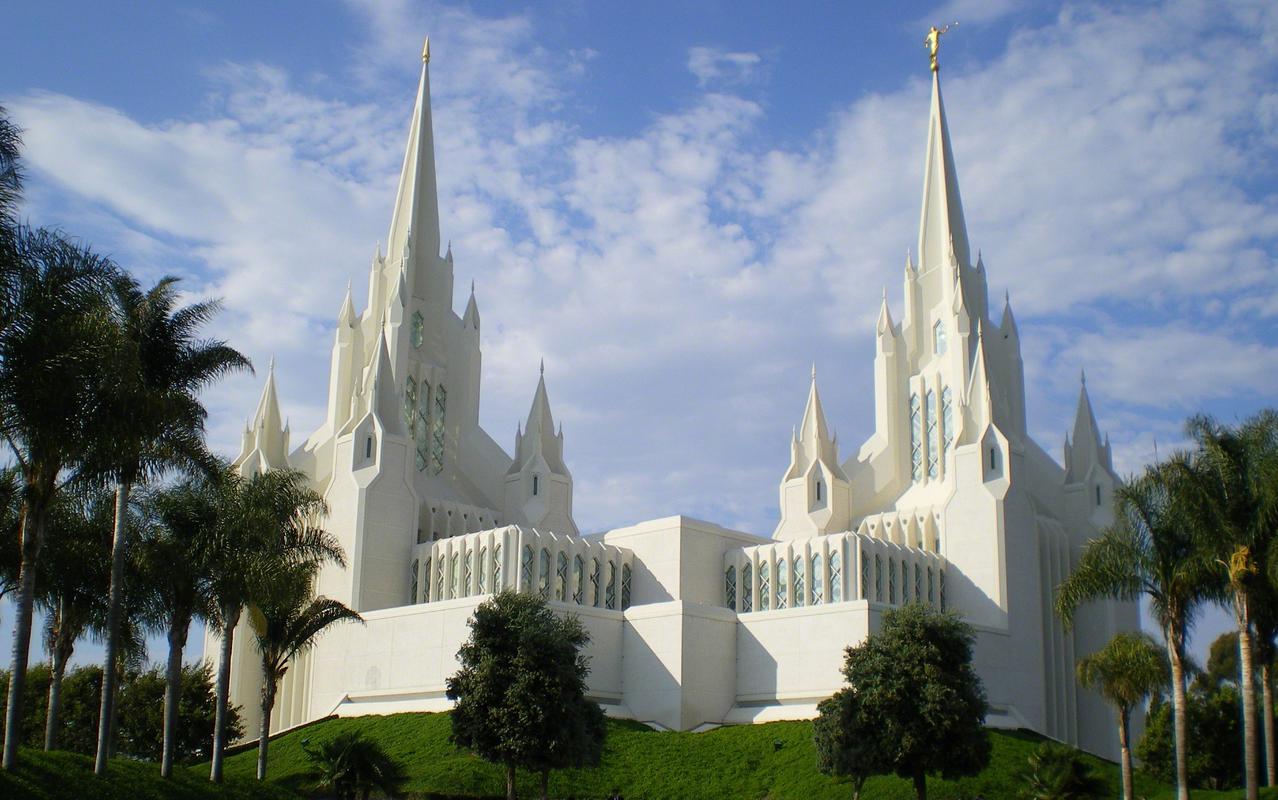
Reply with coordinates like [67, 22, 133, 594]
[462, 550, 472, 596]
[520, 545, 534, 592]
[811, 553, 823, 606]
[478, 547, 488, 593]
[860, 551, 869, 600]
[725, 565, 737, 610]
[914, 563, 922, 603]
[573, 555, 585, 604]
[926, 389, 939, 479]
[539, 548, 551, 599]
[590, 558, 601, 607]
[888, 557, 897, 604]
[830, 551, 842, 603]
[933, 319, 947, 354]
[874, 554, 883, 602]
[621, 563, 632, 610]
[606, 562, 617, 609]
[422, 556, 432, 602]
[405, 376, 418, 436]
[409, 559, 419, 605]
[450, 551, 459, 598]
[492, 544, 503, 590]
[776, 559, 789, 610]
[436, 556, 445, 599]
[555, 552, 568, 601]
[759, 563, 771, 611]
[742, 563, 753, 612]
[910, 394, 923, 482]
[793, 557, 805, 608]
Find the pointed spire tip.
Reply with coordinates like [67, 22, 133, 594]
[422, 36, 431, 64]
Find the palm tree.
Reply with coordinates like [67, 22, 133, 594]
[0, 229, 118, 770]
[304, 731, 405, 800]
[1016, 742, 1107, 800]
[136, 475, 225, 777]
[90, 275, 249, 775]
[250, 561, 361, 780]
[206, 468, 345, 783]
[1075, 632, 1170, 800]
[1253, 595, 1277, 787]
[1181, 411, 1278, 800]
[0, 468, 23, 603]
[36, 488, 113, 750]
[0, 105, 20, 225]
[1055, 460, 1213, 800]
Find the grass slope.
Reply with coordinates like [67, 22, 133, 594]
[0, 746, 295, 800]
[218, 712, 1277, 800]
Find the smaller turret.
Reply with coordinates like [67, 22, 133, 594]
[774, 366, 851, 539]
[503, 363, 578, 535]
[235, 359, 290, 475]
[463, 280, 480, 330]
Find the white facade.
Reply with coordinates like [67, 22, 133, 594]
[205, 44, 1140, 760]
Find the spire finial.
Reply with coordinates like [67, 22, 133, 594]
[540, 358, 545, 376]
[1004, 288, 1010, 305]
[422, 36, 431, 64]
[268, 355, 275, 373]
[470, 279, 475, 295]
[811, 362, 817, 381]
[924, 23, 956, 72]
[1080, 368, 1087, 387]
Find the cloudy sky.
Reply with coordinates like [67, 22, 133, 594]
[2, 0, 1275, 664]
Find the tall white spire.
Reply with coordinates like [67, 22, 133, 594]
[503, 366, 577, 535]
[236, 360, 290, 473]
[917, 70, 970, 273]
[385, 35, 441, 266]
[1064, 372, 1112, 482]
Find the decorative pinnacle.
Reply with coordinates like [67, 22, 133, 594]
[924, 23, 957, 72]
[1080, 368, 1087, 386]
[540, 358, 545, 376]
[268, 355, 275, 373]
[422, 36, 431, 64]
[811, 362, 817, 380]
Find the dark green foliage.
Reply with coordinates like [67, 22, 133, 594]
[1016, 742, 1107, 800]
[813, 689, 879, 799]
[446, 591, 606, 798]
[832, 603, 990, 798]
[1139, 685, 1244, 791]
[304, 730, 405, 799]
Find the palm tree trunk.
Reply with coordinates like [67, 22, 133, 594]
[256, 667, 276, 781]
[1168, 627, 1190, 800]
[505, 761, 516, 800]
[43, 628, 71, 751]
[94, 481, 131, 776]
[1118, 706, 1133, 800]
[1238, 596, 1260, 800]
[2, 505, 44, 770]
[160, 614, 189, 778]
[209, 606, 239, 783]
[1263, 662, 1276, 787]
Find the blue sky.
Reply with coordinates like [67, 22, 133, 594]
[1, 0, 1276, 668]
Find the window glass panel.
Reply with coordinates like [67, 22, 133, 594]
[742, 564, 753, 612]
[405, 377, 418, 436]
[940, 571, 946, 610]
[555, 552, 568, 601]
[478, 547, 488, 593]
[933, 319, 947, 354]
[926, 389, 939, 479]
[811, 553, 823, 606]
[520, 546, 534, 592]
[874, 554, 883, 602]
[759, 563, 771, 611]
[573, 555, 585, 604]
[941, 386, 953, 454]
[928, 566, 935, 604]
[590, 558, 601, 607]
[431, 385, 447, 474]
[860, 551, 869, 600]
[621, 564, 632, 610]
[914, 563, 922, 602]
[539, 548, 551, 599]
[449, 552, 459, 597]
[725, 565, 737, 610]
[902, 561, 909, 604]
[888, 557, 897, 604]
[793, 557, 805, 608]
[409, 559, 418, 605]
[910, 394, 923, 482]
[493, 544, 502, 590]
[462, 551, 472, 596]
[411, 311, 424, 348]
[830, 551, 842, 603]
[422, 556, 432, 602]
[606, 562, 617, 609]
[776, 559, 788, 610]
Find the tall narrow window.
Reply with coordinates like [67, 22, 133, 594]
[830, 551, 842, 603]
[815, 480, 822, 502]
[933, 319, 947, 354]
[742, 563, 753, 612]
[555, 551, 568, 601]
[860, 552, 869, 600]
[1096, 484, 1102, 506]
[422, 556, 432, 602]
[606, 562, 617, 609]
[888, 556, 897, 604]
[914, 563, 922, 602]
[573, 555, 585, 604]
[436, 557, 445, 600]
[416, 382, 430, 471]
[532, 475, 539, 496]
[776, 559, 789, 610]
[409, 559, 419, 604]
[405, 376, 418, 436]
[902, 561, 909, 604]
[941, 386, 954, 454]
[431, 385, 447, 474]
[590, 558, 601, 606]
[939, 571, 947, 610]
[725, 565, 737, 610]
[759, 563, 771, 611]
[793, 557, 806, 608]
[520, 545, 533, 592]
[538, 548, 551, 599]
[478, 547, 488, 593]
[492, 544, 503, 590]
[811, 553, 824, 606]
[449, 552, 459, 598]
[926, 389, 939, 479]
[462, 550, 472, 596]
[909, 394, 922, 482]
[621, 564, 632, 609]
[928, 566, 935, 604]
[874, 554, 883, 602]
[411, 311, 424, 348]
[365, 435, 373, 460]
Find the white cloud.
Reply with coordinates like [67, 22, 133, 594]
[687, 47, 763, 88]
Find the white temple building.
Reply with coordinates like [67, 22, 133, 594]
[206, 39, 1140, 760]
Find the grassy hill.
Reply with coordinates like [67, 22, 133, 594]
[5, 713, 1275, 799]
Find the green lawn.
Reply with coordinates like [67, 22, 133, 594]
[5, 714, 1276, 799]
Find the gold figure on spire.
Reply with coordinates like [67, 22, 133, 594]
[422, 36, 431, 64]
[924, 23, 956, 72]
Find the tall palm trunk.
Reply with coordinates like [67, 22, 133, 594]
[3, 504, 44, 770]
[209, 605, 239, 783]
[160, 614, 189, 778]
[505, 762, 516, 800]
[1237, 596, 1260, 800]
[1168, 627, 1190, 800]
[94, 482, 131, 775]
[43, 608, 74, 751]
[1118, 706, 1133, 800]
[256, 672, 277, 781]
[1263, 662, 1276, 787]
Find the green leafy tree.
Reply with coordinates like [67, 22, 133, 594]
[1055, 460, 1213, 800]
[249, 560, 360, 781]
[1139, 682, 1244, 790]
[814, 688, 882, 800]
[90, 275, 249, 775]
[447, 591, 608, 800]
[115, 662, 242, 764]
[832, 602, 990, 800]
[0, 228, 118, 770]
[1179, 411, 1278, 800]
[1075, 632, 1169, 800]
[304, 731, 405, 800]
[1016, 742, 1107, 800]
